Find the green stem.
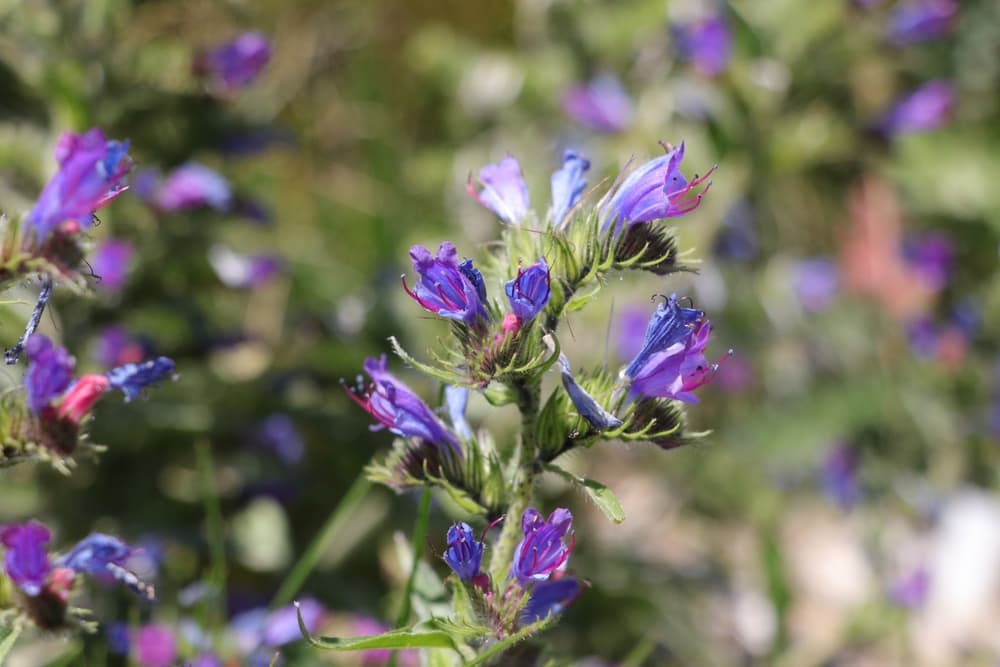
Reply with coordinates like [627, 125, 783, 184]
[194, 440, 227, 633]
[389, 486, 433, 667]
[271, 474, 373, 608]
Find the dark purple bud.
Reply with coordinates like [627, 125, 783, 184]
[443, 522, 485, 581]
[886, 0, 956, 44]
[24, 334, 75, 414]
[505, 259, 551, 325]
[672, 15, 731, 77]
[521, 577, 583, 624]
[467, 156, 530, 225]
[557, 353, 623, 431]
[879, 81, 955, 137]
[0, 521, 52, 596]
[90, 238, 135, 293]
[403, 243, 487, 325]
[154, 163, 232, 212]
[458, 258, 488, 304]
[792, 258, 839, 313]
[561, 74, 634, 133]
[194, 32, 271, 93]
[27, 129, 132, 241]
[550, 150, 590, 227]
[511, 508, 574, 584]
[106, 356, 177, 402]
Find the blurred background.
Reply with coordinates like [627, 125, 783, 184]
[1, 0, 1000, 664]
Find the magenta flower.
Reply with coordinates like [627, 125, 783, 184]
[561, 74, 634, 133]
[91, 238, 135, 292]
[550, 150, 590, 227]
[208, 244, 283, 288]
[27, 128, 132, 241]
[403, 242, 487, 325]
[0, 521, 52, 596]
[886, 0, 957, 44]
[672, 15, 731, 77]
[154, 163, 231, 212]
[467, 156, 530, 225]
[505, 259, 551, 327]
[601, 142, 713, 234]
[195, 32, 271, 93]
[511, 508, 575, 584]
[879, 81, 955, 136]
[135, 625, 177, 667]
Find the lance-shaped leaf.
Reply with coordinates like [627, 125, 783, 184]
[542, 462, 626, 524]
[296, 604, 457, 652]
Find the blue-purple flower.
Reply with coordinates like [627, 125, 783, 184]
[105, 357, 176, 402]
[557, 353, 623, 431]
[550, 150, 590, 228]
[505, 259, 551, 328]
[264, 599, 326, 647]
[154, 163, 232, 212]
[561, 74, 634, 133]
[94, 326, 148, 369]
[443, 522, 485, 581]
[672, 15, 731, 77]
[0, 521, 52, 596]
[208, 244, 284, 288]
[601, 142, 713, 234]
[821, 444, 860, 511]
[256, 413, 305, 465]
[444, 385, 474, 441]
[793, 258, 839, 313]
[24, 334, 75, 415]
[467, 156, 530, 225]
[348, 355, 460, 454]
[888, 568, 930, 609]
[511, 508, 575, 584]
[91, 238, 135, 293]
[403, 242, 488, 325]
[55, 533, 132, 576]
[879, 81, 955, 137]
[195, 32, 271, 93]
[886, 0, 957, 44]
[27, 129, 132, 241]
[521, 577, 583, 624]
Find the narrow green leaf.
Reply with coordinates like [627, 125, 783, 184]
[0, 625, 22, 662]
[296, 602, 457, 651]
[541, 462, 626, 523]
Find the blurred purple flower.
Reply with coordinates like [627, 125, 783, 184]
[879, 81, 955, 137]
[715, 352, 753, 394]
[24, 334, 75, 414]
[511, 508, 575, 584]
[821, 445, 859, 511]
[55, 533, 132, 576]
[467, 156, 530, 225]
[712, 200, 759, 263]
[505, 259, 551, 328]
[550, 150, 590, 227]
[0, 521, 52, 596]
[91, 238, 134, 293]
[903, 232, 953, 291]
[352, 616, 420, 666]
[94, 326, 148, 368]
[888, 568, 930, 609]
[154, 163, 232, 212]
[106, 622, 131, 655]
[403, 242, 487, 325]
[443, 522, 485, 581]
[561, 74, 634, 133]
[601, 142, 713, 234]
[27, 128, 132, 241]
[886, 0, 957, 44]
[106, 356, 176, 402]
[135, 625, 177, 667]
[793, 258, 839, 313]
[189, 655, 224, 667]
[195, 32, 271, 93]
[521, 577, 583, 624]
[208, 244, 284, 289]
[256, 413, 305, 465]
[672, 15, 731, 77]
[615, 305, 651, 363]
[263, 599, 325, 647]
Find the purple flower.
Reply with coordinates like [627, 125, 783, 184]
[821, 445, 859, 511]
[505, 259, 551, 326]
[444, 385, 473, 441]
[888, 568, 930, 609]
[91, 238, 135, 292]
[0, 521, 52, 596]
[550, 150, 590, 227]
[712, 200, 759, 262]
[672, 15, 731, 77]
[106, 623, 131, 655]
[27, 129, 132, 241]
[615, 306, 651, 363]
[55, 533, 132, 576]
[264, 599, 325, 647]
[154, 163, 232, 212]
[403, 242, 487, 325]
[106, 356, 176, 401]
[521, 577, 582, 624]
[195, 32, 271, 93]
[443, 522, 484, 581]
[561, 74, 634, 133]
[256, 414, 305, 465]
[351, 616, 420, 667]
[793, 258, 839, 313]
[208, 244, 284, 288]
[24, 334, 75, 414]
[904, 232, 953, 291]
[511, 508, 575, 584]
[135, 624, 177, 667]
[601, 142, 713, 234]
[886, 0, 957, 44]
[879, 81, 955, 137]
[348, 355, 459, 454]
[467, 156, 530, 225]
[94, 326, 148, 368]
[190, 655, 224, 667]
[557, 353, 623, 431]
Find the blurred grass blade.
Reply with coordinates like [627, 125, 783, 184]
[0, 625, 20, 662]
[296, 602, 457, 651]
[271, 473, 373, 608]
[542, 462, 625, 523]
[195, 439, 227, 631]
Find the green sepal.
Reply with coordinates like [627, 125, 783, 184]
[541, 462, 626, 523]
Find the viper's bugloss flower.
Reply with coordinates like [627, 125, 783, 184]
[467, 156, 530, 225]
[444, 385, 473, 440]
[904, 232, 953, 291]
[256, 413, 305, 465]
[27, 129, 132, 241]
[154, 163, 232, 212]
[24, 335, 75, 414]
[136, 624, 177, 667]
[91, 238, 135, 293]
[521, 577, 583, 624]
[505, 259, 551, 327]
[886, 0, 957, 44]
[208, 244, 284, 288]
[879, 81, 955, 137]
[264, 599, 326, 647]
[792, 258, 839, 313]
[889, 568, 930, 609]
[58, 374, 110, 424]
[443, 522, 485, 581]
[106, 357, 177, 401]
[550, 151, 590, 228]
[1, 521, 52, 596]
[621, 296, 724, 404]
[511, 508, 574, 584]
[821, 445, 859, 511]
[601, 142, 713, 234]
[194, 32, 271, 93]
[55, 533, 132, 576]
[349, 355, 460, 453]
[672, 15, 731, 77]
[557, 353, 623, 431]
[561, 74, 634, 133]
[94, 326, 147, 368]
[404, 243, 487, 325]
